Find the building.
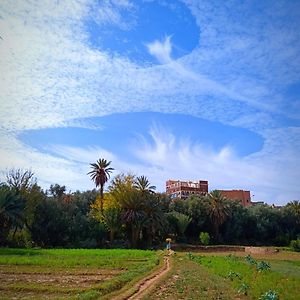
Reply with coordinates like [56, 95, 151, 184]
[166, 179, 208, 199]
[219, 190, 251, 207]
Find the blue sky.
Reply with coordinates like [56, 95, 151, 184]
[0, 0, 299, 204]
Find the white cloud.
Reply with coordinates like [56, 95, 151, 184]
[132, 125, 300, 205]
[146, 36, 173, 64]
[0, 0, 299, 204]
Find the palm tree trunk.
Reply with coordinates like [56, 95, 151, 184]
[100, 185, 104, 213]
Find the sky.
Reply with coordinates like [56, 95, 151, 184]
[0, 0, 300, 205]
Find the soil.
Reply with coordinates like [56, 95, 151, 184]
[121, 251, 173, 300]
[0, 268, 123, 288]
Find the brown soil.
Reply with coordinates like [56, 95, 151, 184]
[0, 268, 123, 288]
[120, 251, 173, 300]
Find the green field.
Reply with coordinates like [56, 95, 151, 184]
[147, 251, 300, 300]
[0, 248, 161, 299]
[1, 248, 300, 299]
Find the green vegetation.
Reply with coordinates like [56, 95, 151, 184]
[0, 165, 300, 249]
[290, 237, 300, 252]
[187, 253, 300, 299]
[199, 231, 210, 245]
[0, 248, 160, 299]
[144, 253, 237, 300]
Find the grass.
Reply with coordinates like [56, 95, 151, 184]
[144, 252, 239, 300]
[1, 248, 300, 299]
[0, 248, 161, 299]
[142, 250, 300, 300]
[190, 253, 300, 299]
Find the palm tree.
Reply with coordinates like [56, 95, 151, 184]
[0, 185, 24, 245]
[206, 190, 230, 242]
[142, 194, 165, 247]
[109, 174, 147, 248]
[286, 200, 300, 225]
[102, 207, 122, 243]
[88, 159, 114, 213]
[286, 200, 300, 215]
[134, 175, 156, 194]
[172, 211, 192, 240]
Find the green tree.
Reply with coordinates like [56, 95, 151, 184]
[88, 159, 114, 213]
[6, 169, 47, 245]
[206, 190, 230, 242]
[134, 175, 156, 194]
[101, 207, 122, 243]
[186, 195, 210, 239]
[0, 184, 25, 245]
[172, 211, 192, 240]
[109, 174, 145, 248]
[48, 184, 66, 199]
[199, 232, 210, 245]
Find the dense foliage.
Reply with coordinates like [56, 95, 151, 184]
[0, 168, 299, 249]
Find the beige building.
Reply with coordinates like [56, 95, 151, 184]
[166, 179, 208, 199]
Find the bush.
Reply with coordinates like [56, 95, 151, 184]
[7, 229, 33, 248]
[259, 290, 279, 300]
[199, 232, 210, 245]
[290, 238, 300, 252]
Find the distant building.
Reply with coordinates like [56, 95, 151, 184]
[252, 201, 264, 206]
[166, 179, 208, 199]
[219, 190, 252, 207]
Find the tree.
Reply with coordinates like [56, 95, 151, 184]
[6, 169, 35, 192]
[109, 174, 149, 248]
[88, 159, 114, 213]
[0, 184, 25, 245]
[101, 207, 122, 243]
[48, 184, 66, 199]
[142, 194, 165, 247]
[172, 211, 192, 241]
[206, 190, 230, 242]
[134, 175, 156, 194]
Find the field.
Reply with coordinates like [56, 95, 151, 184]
[1, 248, 300, 299]
[146, 250, 300, 300]
[0, 248, 161, 299]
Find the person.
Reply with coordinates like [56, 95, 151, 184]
[166, 238, 171, 250]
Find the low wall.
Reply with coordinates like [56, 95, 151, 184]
[172, 244, 245, 252]
[245, 246, 279, 254]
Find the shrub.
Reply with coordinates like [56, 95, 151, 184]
[238, 283, 250, 295]
[259, 290, 279, 300]
[227, 271, 242, 280]
[199, 232, 210, 245]
[256, 261, 271, 272]
[245, 254, 257, 265]
[290, 238, 300, 252]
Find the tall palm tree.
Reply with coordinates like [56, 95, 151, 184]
[134, 175, 156, 194]
[88, 159, 114, 213]
[206, 190, 230, 242]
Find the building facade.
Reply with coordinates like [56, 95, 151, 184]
[219, 190, 251, 206]
[166, 179, 208, 199]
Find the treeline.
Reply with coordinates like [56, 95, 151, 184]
[0, 168, 300, 249]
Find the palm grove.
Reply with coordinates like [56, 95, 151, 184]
[1, 160, 300, 249]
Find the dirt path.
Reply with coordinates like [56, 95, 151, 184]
[122, 251, 173, 300]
